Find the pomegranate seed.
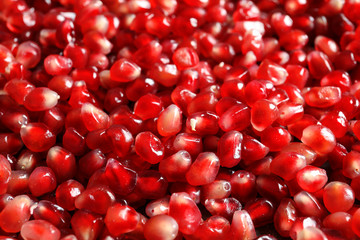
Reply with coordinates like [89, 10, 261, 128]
[135, 170, 168, 199]
[296, 166, 328, 192]
[294, 191, 327, 218]
[251, 99, 279, 132]
[23, 87, 59, 112]
[231, 170, 257, 203]
[201, 180, 231, 202]
[256, 174, 290, 202]
[297, 227, 327, 240]
[157, 104, 182, 137]
[15, 41, 41, 69]
[20, 220, 60, 240]
[134, 93, 163, 120]
[135, 131, 164, 164]
[261, 126, 292, 152]
[159, 150, 192, 182]
[75, 185, 115, 215]
[32, 200, 71, 228]
[307, 51, 334, 80]
[186, 152, 220, 186]
[20, 123, 56, 152]
[44, 55, 73, 76]
[172, 133, 203, 157]
[71, 210, 103, 240]
[56, 180, 84, 211]
[144, 214, 179, 240]
[217, 131, 243, 168]
[0, 155, 11, 195]
[103, 158, 137, 195]
[105, 204, 140, 236]
[145, 196, 170, 217]
[172, 47, 199, 70]
[231, 210, 257, 240]
[204, 197, 242, 221]
[29, 166, 57, 197]
[274, 198, 297, 237]
[46, 146, 76, 182]
[270, 152, 306, 181]
[110, 58, 141, 83]
[304, 86, 342, 108]
[4, 79, 35, 105]
[323, 181, 355, 213]
[169, 192, 201, 235]
[0, 195, 33, 233]
[186, 111, 219, 136]
[81, 103, 109, 131]
[323, 212, 354, 239]
[257, 59, 288, 86]
[218, 103, 251, 132]
[301, 125, 336, 155]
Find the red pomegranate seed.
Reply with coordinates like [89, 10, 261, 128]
[145, 196, 170, 217]
[294, 191, 327, 218]
[245, 198, 275, 227]
[323, 181, 355, 213]
[104, 203, 140, 236]
[20, 220, 60, 240]
[23, 87, 59, 112]
[323, 212, 355, 239]
[15, 41, 41, 69]
[307, 51, 334, 80]
[301, 124, 336, 155]
[75, 185, 115, 215]
[261, 126, 292, 152]
[144, 214, 179, 240]
[159, 150, 192, 182]
[56, 179, 84, 211]
[134, 93, 163, 120]
[70, 210, 103, 240]
[274, 198, 297, 237]
[32, 200, 71, 228]
[0, 195, 33, 233]
[135, 131, 164, 164]
[103, 158, 137, 196]
[296, 166, 328, 192]
[44, 55, 73, 76]
[201, 180, 231, 202]
[169, 192, 201, 235]
[231, 210, 257, 240]
[217, 130, 243, 168]
[172, 47, 199, 70]
[157, 104, 182, 137]
[230, 170, 257, 203]
[185, 152, 220, 186]
[186, 111, 219, 136]
[256, 174, 290, 202]
[289, 217, 320, 240]
[4, 79, 35, 105]
[0, 155, 11, 195]
[270, 152, 306, 181]
[46, 146, 76, 183]
[28, 166, 57, 197]
[218, 103, 251, 132]
[304, 86, 342, 108]
[20, 123, 56, 152]
[81, 103, 110, 131]
[110, 58, 141, 83]
[134, 170, 168, 199]
[172, 133, 203, 157]
[204, 197, 242, 221]
[251, 99, 279, 132]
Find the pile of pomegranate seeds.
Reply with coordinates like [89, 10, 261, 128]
[2, 0, 360, 239]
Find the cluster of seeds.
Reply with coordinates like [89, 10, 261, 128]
[1, 0, 360, 239]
